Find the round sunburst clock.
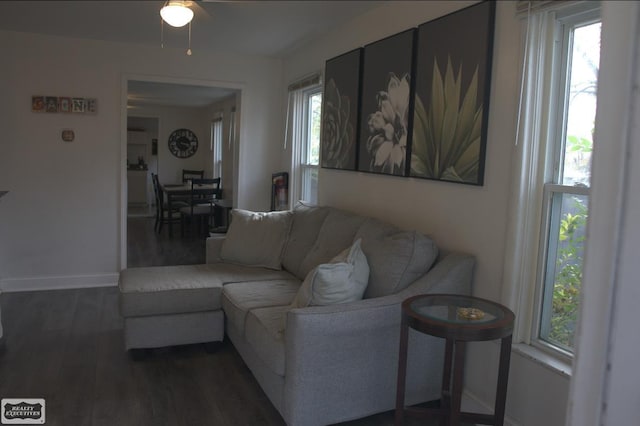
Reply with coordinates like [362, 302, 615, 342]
[168, 128, 198, 158]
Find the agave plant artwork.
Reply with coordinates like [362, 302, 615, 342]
[411, 56, 483, 183]
[365, 72, 410, 175]
[321, 78, 355, 169]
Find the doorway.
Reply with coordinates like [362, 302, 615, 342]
[121, 75, 242, 268]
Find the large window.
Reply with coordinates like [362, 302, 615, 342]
[211, 117, 223, 179]
[537, 17, 600, 354]
[511, 2, 600, 359]
[288, 76, 322, 205]
[300, 90, 321, 204]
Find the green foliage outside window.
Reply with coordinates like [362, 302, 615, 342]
[548, 133, 591, 349]
[549, 198, 587, 348]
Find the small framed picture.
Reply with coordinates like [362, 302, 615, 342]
[271, 172, 289, 211]
[45, 96, 58, 113]
[59, 97, 71, 113]
[72, 98, 86, 113]
[32, 96, 45, 112]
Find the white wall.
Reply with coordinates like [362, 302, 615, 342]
[128, 104, 211, 184]
[0, 30, 283, 290]
[283, 1, 570, 425]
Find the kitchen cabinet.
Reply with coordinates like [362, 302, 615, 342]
[127, 170, 147, 205]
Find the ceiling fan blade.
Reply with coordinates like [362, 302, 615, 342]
[190, 1, 214, 23]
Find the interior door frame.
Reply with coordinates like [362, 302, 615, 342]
[119, 73, 244, 269]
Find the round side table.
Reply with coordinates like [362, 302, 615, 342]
[395, 294, 515, 426]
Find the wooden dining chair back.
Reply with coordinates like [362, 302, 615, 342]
[152, 173, 186, 234]
[182, 169, 204, 183]
[179, 178, 221, 237]
[151, 173, 162, 231]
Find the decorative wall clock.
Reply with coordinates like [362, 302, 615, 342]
[168, 128, 198, 158]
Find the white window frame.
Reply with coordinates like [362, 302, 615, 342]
[503, 1, 600, 363]
[289, 82, 322, 205]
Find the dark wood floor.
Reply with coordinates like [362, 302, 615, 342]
[0, 286, 284, 426]
[0, 216, 448, 425]
[127, 216, 206, 268]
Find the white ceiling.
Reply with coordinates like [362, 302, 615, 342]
[0, 1, 384, 57]
[0, 1, 385, 107]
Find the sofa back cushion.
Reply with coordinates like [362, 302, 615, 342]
[297, 208, 367, 279]
[220, 209, 293, 270]
[356, 222, 439, 298]
[281, 203, 330, 279]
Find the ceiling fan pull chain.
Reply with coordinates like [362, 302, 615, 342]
[187, 21, 192, 56]
[161, 17, 164, 49]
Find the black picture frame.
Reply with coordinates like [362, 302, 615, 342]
[409, 1, 496, 185]
[357, 28, 416, 177]
[321, 48, 362, 171]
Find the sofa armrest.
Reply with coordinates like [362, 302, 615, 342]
[283, 297, 439, 426]
[398, 252, 475, 298]
[282, 252, 475, 426]
[205, 235, 226, 264]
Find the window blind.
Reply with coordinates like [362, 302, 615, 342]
[287, 73, 321, 92]
[515, 1, 579, 17]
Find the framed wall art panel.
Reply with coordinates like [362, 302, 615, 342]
[409, 1, 496, 185]
[357, 29, 416, 177]
[321, 48, 362, 171]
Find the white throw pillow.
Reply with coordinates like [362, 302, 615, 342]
[291, 239, 369, 309]
[220, 209, 293, 270]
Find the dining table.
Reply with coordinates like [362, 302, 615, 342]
[161, 182, 228, 237]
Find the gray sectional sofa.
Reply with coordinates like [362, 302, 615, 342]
[119, 203, 475, 425]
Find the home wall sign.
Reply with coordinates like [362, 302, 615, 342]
[319, 0, 496, 186]
[168, 128, 199, 158]
[32, 96, 97, 114]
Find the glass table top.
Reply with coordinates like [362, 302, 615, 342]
[409, 294, 508, 326]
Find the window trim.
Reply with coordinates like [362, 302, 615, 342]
[289, 83, 322, 205]
[502, 1, 600, 363]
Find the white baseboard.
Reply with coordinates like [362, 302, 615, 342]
[0, 273, 119, 292]
[462, 389, 521, 426]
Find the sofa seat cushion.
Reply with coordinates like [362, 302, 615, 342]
[205, 262, 296, 283]
[222, 279, 301, 335]
[119, 265, 224, 317]
[244, 305, 289, 376]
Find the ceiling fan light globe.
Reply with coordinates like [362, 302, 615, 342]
[160, 3, 194, 28]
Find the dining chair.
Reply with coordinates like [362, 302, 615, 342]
[179, 178, 221, 237]
[152, 173, 187, 234]
[182, 169, 204, 183]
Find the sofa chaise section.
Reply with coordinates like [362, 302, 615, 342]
[118, 262, 295, 350]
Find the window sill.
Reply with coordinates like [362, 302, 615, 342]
[512, 343, 573, 378]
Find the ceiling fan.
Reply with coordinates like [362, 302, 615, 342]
[160, 0, 214, 55]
